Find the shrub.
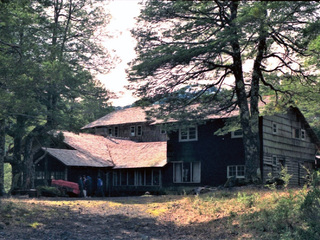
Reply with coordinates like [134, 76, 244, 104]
[36, 186, 61, 197]
[299, 171, 320, 239]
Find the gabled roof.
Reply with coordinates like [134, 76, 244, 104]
[81, 107, 150, 129]
[48, 131, 167, 169]
[61, 132, 113, 166]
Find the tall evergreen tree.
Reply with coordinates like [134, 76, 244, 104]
[0, 0, 114, 191]
[129, 1, 320, 182]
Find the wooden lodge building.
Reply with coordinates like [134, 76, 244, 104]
[34, 104, 320, 196]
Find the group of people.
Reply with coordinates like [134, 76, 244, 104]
[78, 175, 104, 197]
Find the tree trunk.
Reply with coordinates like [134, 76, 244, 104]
[23, 135, 35, 189]
[230, 1, 261, 182]
[0, 119, 6, 196]
[10, 115, 25, 192]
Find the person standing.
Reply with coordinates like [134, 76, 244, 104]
[86, 175, 92, 197]
[78, 176, 84, 197]
[96, 177, 104, 197]
[82, 175, 87, 197]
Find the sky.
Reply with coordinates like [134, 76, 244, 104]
[98, 0, 142, 107]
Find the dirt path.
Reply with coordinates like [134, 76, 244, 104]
[0, 195, 233, 240]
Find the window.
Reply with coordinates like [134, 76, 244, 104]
[272, 122, 278, 134]
[114, 127, 118, 137]
[113, 169, 161, 186]
[179, 126, 198, 142]
[137, 126, 142, 136]
[272, 155, 277, 166]
[173, 162, 201, 183]
[120, 170, 127, 185]
[227, 165, 245, 179]
[292, 128, 306, 140]
[301, 129, 306, 140]
[130, 126, 135, 136]
[231, 129, 243, 138]
[36, 171, 45, 180]
[108, 128, 112, 136]
[292, 128, 300, 139]
[51, 171, 64, 180]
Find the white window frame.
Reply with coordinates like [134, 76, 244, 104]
[231, 129, 243, 138]
[130, 126, 135, 136]
[173, 162, 201, 183]
[113, 169, 161, 186]
[227, 165, 245, 179]
[179, 126, 198, 142]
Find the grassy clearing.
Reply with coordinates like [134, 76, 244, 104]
[0, 178, 319, 239]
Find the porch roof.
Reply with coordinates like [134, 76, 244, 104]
[43, 148, 113, 167]
[106, 139, 167, 169]
[50, 131, 167, 169]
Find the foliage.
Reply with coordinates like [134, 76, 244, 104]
[36, 186, 62, 197]
[129, 0, 320, 181]
[4, 163, 11, 193]
[0, 0, 114, 191]
[299, 171, 320, 239]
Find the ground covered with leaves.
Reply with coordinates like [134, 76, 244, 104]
[0, 186, 319, 240]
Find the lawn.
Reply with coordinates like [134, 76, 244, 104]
[0, 185, 319, 240]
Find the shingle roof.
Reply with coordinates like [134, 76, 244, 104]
[106, 139, 167, 169]
[43, 148, 112, 167]
[61, 132, 113, 166]
[82, 107, 150, 129]
[48, 131, 167, 169]
[82, 97, 272, 128]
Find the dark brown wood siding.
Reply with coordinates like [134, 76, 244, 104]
[94, 122, 167, 142]
[164, 119, 245, 187]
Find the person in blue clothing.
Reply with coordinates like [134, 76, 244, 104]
[96, 177, 104, 197]
[86, 175, 93, 197]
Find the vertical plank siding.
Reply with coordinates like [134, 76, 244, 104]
[262, 109, 317, 186]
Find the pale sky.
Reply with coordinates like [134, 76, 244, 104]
[98, 0, 142, 107]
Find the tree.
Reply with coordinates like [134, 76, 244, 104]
[0, 0, 114, 191]
[129, 1, 320, 182]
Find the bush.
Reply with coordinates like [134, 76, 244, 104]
[36, 186, 62, 197]
[299, 171, 320, 239]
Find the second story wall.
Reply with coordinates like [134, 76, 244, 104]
[165, 119, 245, 187]
[94, 122, 167, 142]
